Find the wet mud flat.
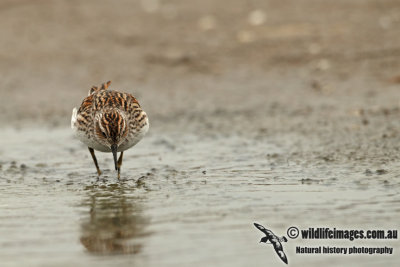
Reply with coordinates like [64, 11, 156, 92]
[0, 127, 399, 267]
[1, 0, 400, 266]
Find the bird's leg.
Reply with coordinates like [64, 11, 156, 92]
[88, 147, 102, 176]
[117, 151, 124, 180]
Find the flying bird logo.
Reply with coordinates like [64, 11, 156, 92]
[254, 223, 288, 264]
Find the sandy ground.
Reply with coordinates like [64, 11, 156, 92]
[0, 0, 400, 266]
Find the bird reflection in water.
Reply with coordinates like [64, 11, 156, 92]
[80, 183, 149, 254]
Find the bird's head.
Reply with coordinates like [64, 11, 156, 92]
[260, 236, 269, 243]
[95, 109, 128, 169]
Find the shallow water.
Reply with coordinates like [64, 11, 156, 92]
[0, 127, 399, 267]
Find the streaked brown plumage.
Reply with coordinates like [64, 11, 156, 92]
[71, 81, 149, 179]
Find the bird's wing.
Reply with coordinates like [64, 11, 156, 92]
[254, 223, 273, 237]
[254, 223, 267, 232]
[77, 94, 94, 113]
[273, 241, 288, 264]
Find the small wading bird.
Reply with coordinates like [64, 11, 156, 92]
[71, 81, 149, 179]
[254, 223, 288, 264]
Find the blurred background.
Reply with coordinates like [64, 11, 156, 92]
[1, 0, 399, 132]
[1, 1, 400, 267]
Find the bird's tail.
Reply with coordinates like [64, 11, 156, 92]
[88, 81, 111, 95]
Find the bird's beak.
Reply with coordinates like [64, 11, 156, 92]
[111, 144, 118, 170]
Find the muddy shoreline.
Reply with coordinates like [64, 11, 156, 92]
[1, 126, 399, 266]
[1, 0, 400, 266]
